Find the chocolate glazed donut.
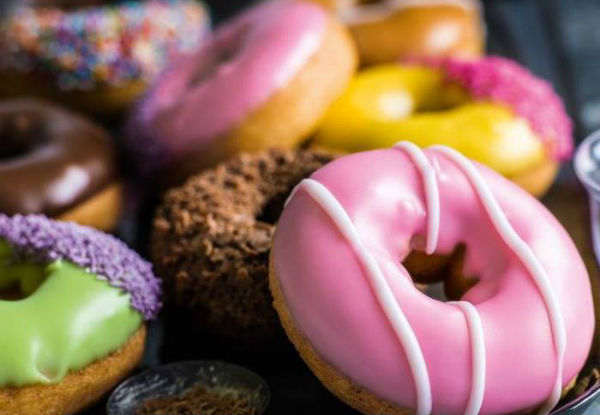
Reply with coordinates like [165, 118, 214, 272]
[0, 99, 123, 230]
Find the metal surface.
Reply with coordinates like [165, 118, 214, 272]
[107, 361, 271, 415]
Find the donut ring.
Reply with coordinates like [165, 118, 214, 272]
[270, 143, 594, 414]
[314, 57, 573, 197]
[0, 214, 160, 415]
[0, 0, 209, 115]
[129, 0, 356, 183]
[310, 0, 484, 64]
[151, 149, 337, 345]
[0, 99, 122, 231]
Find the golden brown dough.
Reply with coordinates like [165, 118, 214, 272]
[309, 0, 484, 65]
[0, 327, 146, 415]
[57, 182, 124, 232]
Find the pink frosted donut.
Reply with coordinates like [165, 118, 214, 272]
[270, 142, 595, 415]
[129, 0, 356, 183]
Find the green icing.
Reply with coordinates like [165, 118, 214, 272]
[0, 241, 142, 387]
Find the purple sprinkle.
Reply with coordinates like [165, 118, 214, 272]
[0, 214, 161, 320]
[408, 56, 574, 161]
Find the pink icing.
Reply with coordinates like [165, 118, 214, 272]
[410, 57, 574, 161]
[273, 147, 594, 415]
[130, 0, 327, 166]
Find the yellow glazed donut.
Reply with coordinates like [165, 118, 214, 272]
[313, 57, 574, 197]
[308, 0, 484, 65]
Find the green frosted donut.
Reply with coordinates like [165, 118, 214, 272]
[0, 215, 161, 387]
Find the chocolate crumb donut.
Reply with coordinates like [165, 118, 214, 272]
[151, 149, 337, 345]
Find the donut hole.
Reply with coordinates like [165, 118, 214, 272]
[0, 285, 29, 301]
[255, 152, 338, 225]
[403, 244, 479, 302]
[257, 191, 291, 225]
[188, 26, 248, 88]
[416, 85, 469, 113]
[0, 240, 48, 301]
[0, 113, 47, 160]
[401, 79, 470, 116]
[0, 264, 47, 301]
[354, 67, 471, 123]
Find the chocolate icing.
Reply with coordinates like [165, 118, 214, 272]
[151, 148, 337, 344]
[0, 99, 118, 216]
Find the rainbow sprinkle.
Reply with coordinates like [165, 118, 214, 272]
[0, 0, 209, 90]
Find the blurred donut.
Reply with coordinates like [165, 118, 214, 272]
[0, 0, 209, 116]
[128, 0, 356, 184]
[311, 0, 484, 65]
[0, 98, 123, 231]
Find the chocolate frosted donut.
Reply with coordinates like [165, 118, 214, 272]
[151, 149, 337, 345]
[0, 99, 123, 230]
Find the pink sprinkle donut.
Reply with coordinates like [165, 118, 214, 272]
[129, 0, 357, 183]
[410, 56, 573, 160]
[270, 143, 594, 415]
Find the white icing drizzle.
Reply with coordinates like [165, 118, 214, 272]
[432, 146, 566, 415]
[296, 178, 433, 415]
[395, 142, 485, 415]
[288, 144, 559, 414]
[394, 142, 440, 255]
[449, 301, 486, 415]
[285, 184, 300, 207]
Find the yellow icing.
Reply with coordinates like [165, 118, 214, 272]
[314, 65, 547, 176]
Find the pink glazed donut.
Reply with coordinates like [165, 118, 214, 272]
[129, 0, 357, 184]
[270, 142, 595, 415]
